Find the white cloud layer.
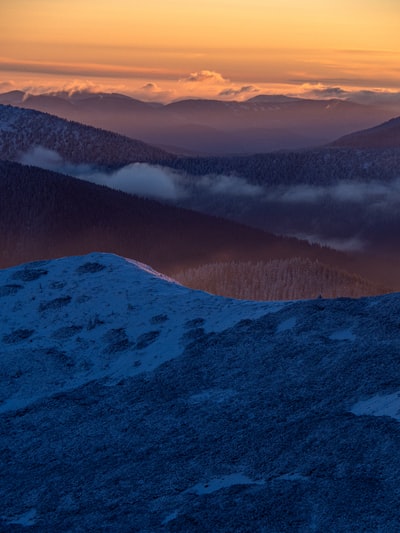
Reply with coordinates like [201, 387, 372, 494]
[268, 180, 400, 209]
[19, 146, 184, 200]
[18, 146, 267, 200]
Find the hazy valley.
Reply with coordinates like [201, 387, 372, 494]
[1, 101, 399, 293]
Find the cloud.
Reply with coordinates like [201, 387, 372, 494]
[19, 146, 93, 176]
[130, 82, 176, 103]
[52, 80, 108, 96]
[219, 85, 259, 98]
[177, 71, 260, 102]
[86, 164, 184, 200]
[299, 83, 400, 108]
[347, 90, 400, 107]
[0, 78, 169, 101]
[18, 146, 265, 201]
[0, 58, 180, 80]
[18, 146, 184, 200]
[267, 180, 400, 209]
[142, 83, 158, 91]
[19, 146, 400, 251]
[20, 146, 65, 170]
[197, 175, 264, 197]
[303, 86, 348, 99]
[290, 233, 366, 252]
[180, 70, 228, 84]
[0, 81, 16, 92]
[12, 79, 125, 99]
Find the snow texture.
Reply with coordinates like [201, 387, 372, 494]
[187, 474, 265, 495]
[351, 392, 400, 421]
[329, 328, 356, 341]
[2, 252, 400, 531]
[0, 253, 280, 414]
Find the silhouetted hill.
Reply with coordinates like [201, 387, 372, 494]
[167, 148, 400, 271]
[175, 258, 390, 300]
[168, 147, 400, 186]
[0, 104, 174, 166]
[0, 161, 353, 277]
[332, 116, 400, 148]
[246, 94, 304, 104]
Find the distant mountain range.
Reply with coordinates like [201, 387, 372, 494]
[3, 100, 399, 189]
[0, 90, 393, 154]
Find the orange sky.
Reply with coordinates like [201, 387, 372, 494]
[1, 0, 399, 101]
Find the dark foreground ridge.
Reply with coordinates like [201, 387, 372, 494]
[1, 253, 400, 531]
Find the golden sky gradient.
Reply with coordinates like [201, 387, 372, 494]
[1, 0, 399, 100]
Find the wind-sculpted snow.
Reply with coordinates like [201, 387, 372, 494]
[0, 253, 279, 414]
[1, 253, 400, 531]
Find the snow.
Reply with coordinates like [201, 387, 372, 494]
[3, 509, 37, 526]
[0, 252, 284, 413]
[162, 510, 179, 525]
[187, 474, 265, 495]
[350, 391, 400, 421]
[3, 253, 400, 530]
[187, 388, 237, 405]
[277, 316, 297, 332]
[277, 473, 309, 481]
[329, 329, 355, 341]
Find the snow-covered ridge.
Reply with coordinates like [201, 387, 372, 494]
[0, 252, 283, 413]
[3, 253, 400, 530]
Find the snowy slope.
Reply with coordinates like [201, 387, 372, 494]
[0, 253, 280, 414]
[2, 253, 400, 531]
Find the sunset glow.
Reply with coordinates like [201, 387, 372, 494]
[1, 0, 399, 101]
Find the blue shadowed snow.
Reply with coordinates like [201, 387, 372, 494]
[1, 253, 400, 531]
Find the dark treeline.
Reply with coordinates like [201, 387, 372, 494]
[175, 258, 390, 301]
[0, 161, 350, 275]
[0, 104, 175, 166]
[160, 148, 400, 186]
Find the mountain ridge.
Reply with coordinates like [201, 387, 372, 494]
[332, 115, 400, 148]
[0, 90, 392, 154]
[0, 103, 174, 165]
